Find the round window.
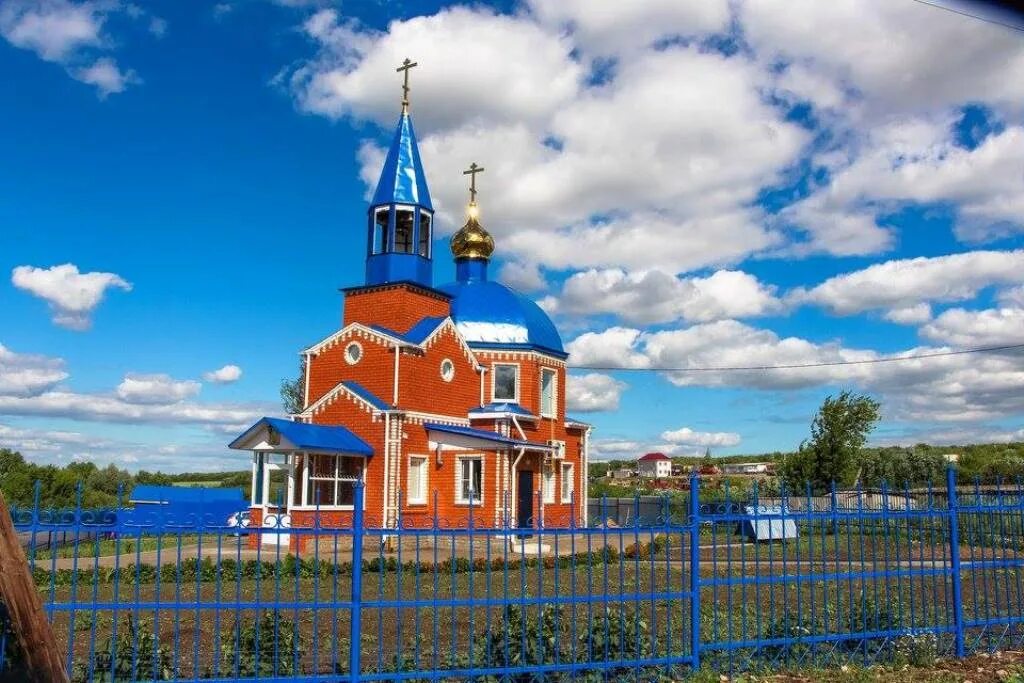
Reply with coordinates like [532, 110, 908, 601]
[344, 342, 363, 365]
[440, 358, 455, 382]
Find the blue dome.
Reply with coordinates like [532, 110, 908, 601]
[438, 278, 565, 357]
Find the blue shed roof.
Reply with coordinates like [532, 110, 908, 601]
[228, 417, 374, 456]
[371, 112, 433, 210]
[129, 485, 244, 505]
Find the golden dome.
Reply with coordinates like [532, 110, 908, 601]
[450, 204, 494, 260]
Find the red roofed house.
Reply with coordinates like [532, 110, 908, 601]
[228, 69, 590, 550]
[637, 452, 673, 479]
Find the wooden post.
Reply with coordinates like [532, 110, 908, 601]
[0, 491, 69, 682]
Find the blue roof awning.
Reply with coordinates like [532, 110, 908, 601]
[228, 417, 373, 456]
[468, 402, 538, 420]
[424, 422, 552, 451]
[129, 485, 244, 505]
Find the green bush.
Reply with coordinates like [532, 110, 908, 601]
[88, 616, 173, 682]
[220, 610, 304, 677]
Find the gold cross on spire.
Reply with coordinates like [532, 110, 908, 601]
[397, 57, 418, 113]
[463, 162, 485, 205]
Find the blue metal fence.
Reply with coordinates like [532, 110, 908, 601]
[4, 469, 1024, 681]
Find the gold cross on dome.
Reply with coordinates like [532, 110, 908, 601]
[397, 58, 418, 111]
[463, 162, 485, 204]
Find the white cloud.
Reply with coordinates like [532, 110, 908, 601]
[115, 374, 201, 405]
[12, 263, 131, 330]
[567, 320, 1024, 423]
[286, 7, 581, 131]
[741, 0, 1024, 116]
[73, 57, 139, 98]
[0, 390, 265, 428]
[660, 426, 741, 448]
[566, 373, 626, 412]
[0, 0, 103, 61]
[284, 8, 808, 274]
[565, 327, 651, 370]
[920, 308, 1024, 348]
[148, 16, 167, 38]
[497, 260, 546, 293]
[883, 304, 932, 325]
[203, 364, 243, 384]
[0, 0, 147, 96]
[791, 250, 1024, 316]
[546, 268, 780, 325]
[0, 344, 68, 397]
[783, 121, 1024, 249]
[527, 0, 730, 58]
[999, 286, 1024, 308]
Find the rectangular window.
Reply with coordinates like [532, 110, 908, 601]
[395, 209, 414, 253]
[408, 456, 428, 505]
[372, 209, 388, 254]
[456, 456, 483, 504]
[543, 464, 555, 504]
[540, 368, 556, 417]
[492, 364, 519, 402]
[305, 454, 363, 508]
[417, 212, 432, 257]
[561, 463, 574, 503]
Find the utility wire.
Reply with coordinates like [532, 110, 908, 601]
[569, 342, 1024, 373]
[908, 0, 1024, 33]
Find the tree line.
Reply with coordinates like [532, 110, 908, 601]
[0, 450, 248, 509]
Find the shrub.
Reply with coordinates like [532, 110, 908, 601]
[90, 616, 174, 681]
[221, 610, 304, 677]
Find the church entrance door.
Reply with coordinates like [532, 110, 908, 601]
[517, 470, 534, 531]
[261, 460, 291, 547]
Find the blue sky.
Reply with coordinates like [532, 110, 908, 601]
[1, 0, 1023, 470]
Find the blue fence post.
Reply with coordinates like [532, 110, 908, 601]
[689, 472, 701, 671]
[350, 481, 365, 683]
[946, 466, 965, 658]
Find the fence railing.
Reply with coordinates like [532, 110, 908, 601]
[3, 469, 1024, 681]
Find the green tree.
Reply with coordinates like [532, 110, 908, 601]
[780, 391, 881, 493]
[279, 359, 306, 414]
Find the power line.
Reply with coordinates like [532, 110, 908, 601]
[569, 342, 1024, 373]
[908, 0, 1024, 33]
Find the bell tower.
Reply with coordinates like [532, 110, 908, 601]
[364, 58, 434, 288]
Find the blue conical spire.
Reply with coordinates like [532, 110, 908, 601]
[371, 112, 433, 210]
[364, 109, 435, 288]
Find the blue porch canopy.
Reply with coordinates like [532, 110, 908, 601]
[423, 422, 552, 452]
[228, 417, 373, 456]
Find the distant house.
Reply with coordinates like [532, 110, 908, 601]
[720, 462, 769, 475]
[609, 468, 634, 480]
[637, 452, 672, 479]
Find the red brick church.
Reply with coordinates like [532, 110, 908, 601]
[229, 64, 590, 545]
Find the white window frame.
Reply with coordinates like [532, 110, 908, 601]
[455, 455, 484, 505]
[540, 367, 557, 418]
[407, 455, 428, 505]
[371, 208, 388, 255]
[344, 341, 363, 365]
[417, 210, 432, 258]
[491, 363, 520, 403]
[298, 453, 364, 510]
[543, 463, 555, 504]
[560, 462, 574, 503]
[440, 358, 455, 383]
